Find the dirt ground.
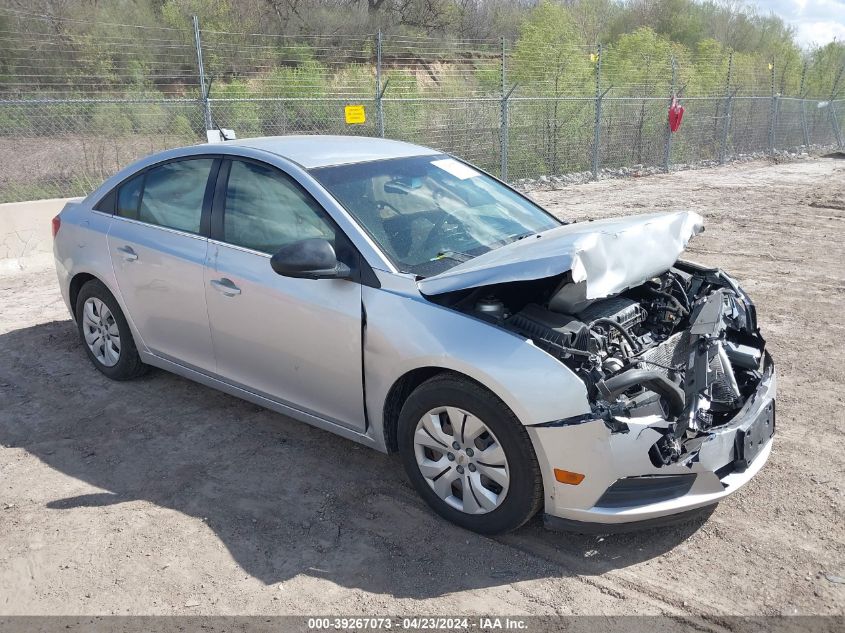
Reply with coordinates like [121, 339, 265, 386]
[0, 157, 843, 621]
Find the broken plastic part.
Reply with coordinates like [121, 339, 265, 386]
[725, 341, 762, 370]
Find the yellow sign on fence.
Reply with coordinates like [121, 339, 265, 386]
[344, 104, 366, 125]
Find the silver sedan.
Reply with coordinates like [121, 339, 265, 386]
[53, 136, 775, 534]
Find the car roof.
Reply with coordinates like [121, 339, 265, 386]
[211, 135, 440, 169]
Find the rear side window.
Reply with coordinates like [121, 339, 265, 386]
[117, 174, 144, 218]
[138, 159, 214, 234]
[93, 188, 116, 213]
[222, 160, 335, 254]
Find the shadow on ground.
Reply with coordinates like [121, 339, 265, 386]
[0, 320, 711, 598]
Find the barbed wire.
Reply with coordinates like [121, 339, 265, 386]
[0, 8, 843, 203]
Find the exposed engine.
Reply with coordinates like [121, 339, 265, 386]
[464, 261, 768, 468]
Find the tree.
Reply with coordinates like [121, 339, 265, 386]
[511, 2, 594, 173]
[805, 41, 845, 99]
[512, 1, 592, 95]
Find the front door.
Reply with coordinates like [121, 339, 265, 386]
[204, 159, 365, 430]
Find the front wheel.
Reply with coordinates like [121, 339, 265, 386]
[397, 374, 543, 534]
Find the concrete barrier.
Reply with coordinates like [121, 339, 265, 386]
[0, 197, 77, 272]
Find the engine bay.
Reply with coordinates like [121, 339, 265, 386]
[438, 260, 768, 468]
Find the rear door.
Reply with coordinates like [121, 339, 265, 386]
[204, 158, 366, 430]
[107, 157, 219, 373]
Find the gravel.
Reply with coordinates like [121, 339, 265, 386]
[513, 145, 836, 192]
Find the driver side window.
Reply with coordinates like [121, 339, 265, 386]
[223, 160, 335, 254]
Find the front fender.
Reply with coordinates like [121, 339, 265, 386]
[362, 283, 591, 447]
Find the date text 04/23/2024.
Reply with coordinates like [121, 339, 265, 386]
[306, 617, 528, 630]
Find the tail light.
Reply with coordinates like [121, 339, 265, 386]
[51, 215, 61, 238]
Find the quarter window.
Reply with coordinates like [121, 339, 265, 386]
[222, 160, 334, 254]
[136, 159, 214, 233]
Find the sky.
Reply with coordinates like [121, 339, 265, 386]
[756, 0, 845, 47]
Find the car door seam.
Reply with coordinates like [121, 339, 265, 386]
[361, 298, 370, 433]
[103, 211, 148, 351]
[203, 241, 220, 375]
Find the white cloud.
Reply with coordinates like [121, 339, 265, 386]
[795, 19, 845, 46]
[754, 0, 845, 47]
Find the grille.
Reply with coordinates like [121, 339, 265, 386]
[595, 475, 697, 508]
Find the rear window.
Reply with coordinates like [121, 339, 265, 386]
[137, 159, 213, 234]
[105, 159, 214, 234]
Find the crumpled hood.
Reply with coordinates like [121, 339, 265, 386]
[417, 211, 704, 298]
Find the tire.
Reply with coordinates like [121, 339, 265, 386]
[75, 279, 147, 381]
[397, 374, 543, 534]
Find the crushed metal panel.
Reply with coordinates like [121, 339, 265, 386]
[418, 210, 704, 297]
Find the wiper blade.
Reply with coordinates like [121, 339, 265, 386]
[486, 231, 535, 249]
[431, 250, 472, 263]
[511, 231, 535, 241]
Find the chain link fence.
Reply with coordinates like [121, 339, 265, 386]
[1, 7, 843, 203]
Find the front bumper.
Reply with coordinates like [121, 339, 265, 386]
[527, 353, 776, 528]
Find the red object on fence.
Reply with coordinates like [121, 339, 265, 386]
[668, 96, 685, 132]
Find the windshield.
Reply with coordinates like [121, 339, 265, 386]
[310, 155, 561, 276]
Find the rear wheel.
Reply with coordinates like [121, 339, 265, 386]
[397, 374, 543, 534]
[75, 279, 147, 380]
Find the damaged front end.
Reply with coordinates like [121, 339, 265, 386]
[520, 262, 773, 470]
[476, 264, 774, 527]
[420, 212, 776, 527]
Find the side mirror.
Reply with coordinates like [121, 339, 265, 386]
[270, 238, 352, 280]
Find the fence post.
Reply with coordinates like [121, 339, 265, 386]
[831, 101, 844, 148]
[720, 52, 733, 164]
[799, 62, 810, 147]
[801, 99, 810, 146]
[827, 64, 845, 148]
[192, 15, 213, 132]
[591, 43, 603, 180]
[663, 56, 676, 173]
[768, 59, 777, 153]
[499, 37, 509, 181]
[375, 30, 385, 138]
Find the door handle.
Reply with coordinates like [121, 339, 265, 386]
[210, 278, 241, 297]
[116, 245, 138, 262]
